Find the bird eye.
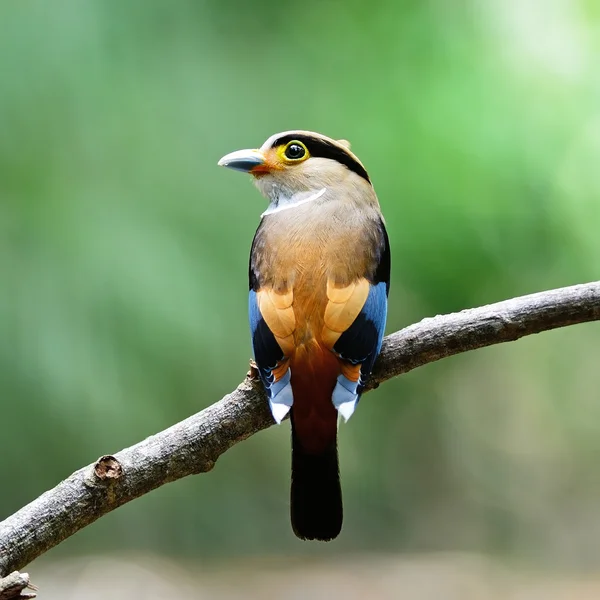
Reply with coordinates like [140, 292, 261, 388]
[284, 142, 306, 160]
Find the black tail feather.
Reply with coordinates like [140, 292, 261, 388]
[290, 420, 343, 541]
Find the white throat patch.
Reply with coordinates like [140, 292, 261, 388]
[261, 188, 326, 217]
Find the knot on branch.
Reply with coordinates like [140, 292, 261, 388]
[94, 455, 123, 481]
[84, 455, 123, 489]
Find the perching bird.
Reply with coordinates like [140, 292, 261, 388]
[218, 131, 390, 541]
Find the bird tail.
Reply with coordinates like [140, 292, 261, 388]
[290, 415, 343, 541]
[289, 344, 343, 541]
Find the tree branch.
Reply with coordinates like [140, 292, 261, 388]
[1, 281, 599, 578]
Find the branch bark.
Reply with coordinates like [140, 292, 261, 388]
[1, 281, 599, 577]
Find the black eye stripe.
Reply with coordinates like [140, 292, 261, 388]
[272, 134, 371, 183]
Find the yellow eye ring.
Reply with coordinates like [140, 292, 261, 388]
[278, 140, 309, 163]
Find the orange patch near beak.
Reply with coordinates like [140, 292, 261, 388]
[250, 147, 285, 176]
[250, 163, 274, 175]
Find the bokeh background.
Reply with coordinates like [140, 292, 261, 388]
[2, 0, 600, 597]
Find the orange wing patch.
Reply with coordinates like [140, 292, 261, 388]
[270, 360, 290, 382]
[321, 278, 369, 348]
[340, 361, 361, 383]
[257, 288, 296, 356]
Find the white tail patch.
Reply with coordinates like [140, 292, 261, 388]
[269, 378, 294, 424]
[270, 401, 292, 424]
[332, 375, 359, 423]
[337, 399, 357, 423]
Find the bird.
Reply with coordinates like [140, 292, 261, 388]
[218, 130, 390, 541]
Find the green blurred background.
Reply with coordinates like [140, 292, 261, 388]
[2, 0, 600, 595]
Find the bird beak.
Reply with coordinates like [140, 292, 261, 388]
[218, 149, 266, 173]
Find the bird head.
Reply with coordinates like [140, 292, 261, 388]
[218, 130, 375, 212]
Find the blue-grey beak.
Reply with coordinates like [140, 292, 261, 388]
[218, 149, 266, 173]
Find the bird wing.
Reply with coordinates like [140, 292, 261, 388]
[330, 282, 388, 377]
[249, 287, 295, 423]
[324, 220, 390, 420]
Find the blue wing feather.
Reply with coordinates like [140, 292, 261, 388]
[332, 217, 390, 420]
[333, 282, 388, 390]
[249, 291, 283, 375]
[249, 289, 293, 423]
[331, 282, 387, 420]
